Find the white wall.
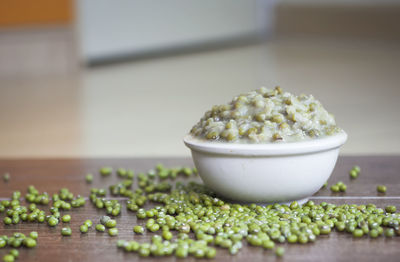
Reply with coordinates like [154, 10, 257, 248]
[76, 0, 274, 61]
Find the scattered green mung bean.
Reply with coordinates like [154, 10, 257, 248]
[2, 163, 400, 260]
[84, 219, 93, 227]
[29, 232, 38, 240]
[349, 165, 361, 179]
[117, 168, 127, 177]
[377, 185, 387, 194]
[105, 219, 116, 228]
[349, 169, 358, 179]
[47, 216, 58, 227]
[61, 214, 71, 223]
[80, 224, 89, 233]
[162, 230, 173, 240]
[330, 181, 347, 193]
[24, 238, 37, 248]
[95, 224, 105, 232]
[61, 227, 72, 236]
[3, 173, 10, 182]
[9, 249, 18, 258]
[385, 205, 396, 213]
[108, 228, 118, 236]
[353, 229, 364, 238]
[133, 225, 144, 234]
[384, 228, 395, 237]
[330, 185, 339, 193]
[100, 216, 110, 225]
[369, 229, 379, 238]
[3, 254, 14, 262]
[3, 217, 12, 225]
[275, 247, 285, 257]
[0, 239, 6, 248]
[85, 174, 93, 183]
[100, 167, 112, 176]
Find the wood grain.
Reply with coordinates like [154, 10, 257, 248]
[0, 156, 399, 262]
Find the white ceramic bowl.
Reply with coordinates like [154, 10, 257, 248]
[184, 131, 347, 204]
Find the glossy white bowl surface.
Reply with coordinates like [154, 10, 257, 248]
[184, 131, 347, 204]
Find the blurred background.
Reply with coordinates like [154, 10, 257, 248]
[0, 0, 399, 157]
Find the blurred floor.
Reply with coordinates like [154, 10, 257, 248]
[0, 28, 399, 157]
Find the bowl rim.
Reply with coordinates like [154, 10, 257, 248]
[184, 131, 347, 156]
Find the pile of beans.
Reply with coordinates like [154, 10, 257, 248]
[190, 87, 342, 143]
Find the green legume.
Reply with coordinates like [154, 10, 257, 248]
[133, 225, 144, 234]
[24, 238, 37, 248]
[262, 240, 275, 249]
[319, 225, 331, 235]
[84, 219, 93, 227]
[3, 217, 12, 225]
[3, 173, 10, 183]
[349, 169, 358, 179]
[3, 163, 400, 260]
[29, 231, 38, 240]
[85, 174, 93, 183]
[353, 229, 363, 238]
[175, 247, 188, 258]
[369, 229, 379, 238]
[100, 215, 110, 225]
[3, 255, 14, 262]
[9, 249, 18, 258]
[61, 227, 72, 236]
[117, 168, 127, 177]
[11, 239, 22, 248]
[275, 247, 285, 257]
[95, 224, 105, 232]
[100, 167, 112, 176]
[105, 219, 116, 228]
[298, 234, 308, 244]
[377, 185, 387, 193]
[330, 185, 339, 193]
[384, 228, 395, 237]
[62, 214, 71, 223]
[47, 216, 58, 227]
[108, 228, 118, 236]
[149, 223, 160, 232]
[385, 205, 396, 213]
[139, 247, 150, 257]
[80, 224, 89, 233]
[339, 184, 347, 192]
[162, 230, 173, 240]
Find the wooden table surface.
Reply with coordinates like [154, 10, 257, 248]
[0, 156, 399, 262]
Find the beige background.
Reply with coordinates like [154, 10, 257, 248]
[0, 25, 399, 157]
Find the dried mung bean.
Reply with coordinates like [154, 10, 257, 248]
[80, 224, 89, 233]
[85, 174, 93, 183]
[61, 227, 72, 236]
[61, 215, 71, 223]
[108, 228, 118, 236]
[377, 185, 387, 194]
[95, 224, 105, 232]
[133, 225, 144, 234]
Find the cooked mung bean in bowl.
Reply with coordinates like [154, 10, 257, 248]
[184, 87, 347, 203]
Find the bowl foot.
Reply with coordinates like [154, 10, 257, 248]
[219, 196, 310, 206]
[273, 197, 309, 206]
